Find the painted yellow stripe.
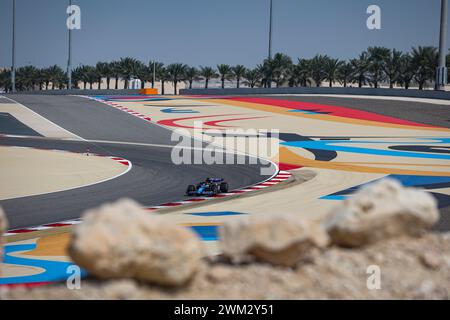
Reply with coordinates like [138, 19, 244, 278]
[205, 98, 450, 132]
[279, 147, 450, 176]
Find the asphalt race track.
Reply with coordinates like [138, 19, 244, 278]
[4, 94, 177, 144]
[0, 95, 273, 229]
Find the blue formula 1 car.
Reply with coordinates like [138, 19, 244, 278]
[186, 178, 229, 196]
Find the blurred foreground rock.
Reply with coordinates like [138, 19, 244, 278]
[324, 179, 439, 247]
[219, 214, 329, 266]
[68, 199, 204, 287]
[3, 233, 450, 299]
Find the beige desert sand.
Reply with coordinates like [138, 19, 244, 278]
[0, 99, 79, 139]
[0, 146, 128, 200]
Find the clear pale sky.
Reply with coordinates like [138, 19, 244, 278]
[0, 0, 447, 69]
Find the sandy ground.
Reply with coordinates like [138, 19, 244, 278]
[0, 146, 128, 200]
[0, 99, 79, 139]
[162, 168, 385, 223]
[3, 232, 450, 300]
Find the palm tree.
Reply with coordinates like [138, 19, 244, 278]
[166, 63, 187, 95]
[118, 57, 144, 89]
[257, 60, 272, 88]
[73, 65, 94, 89]
[232, 65, 246, 88]
[337, 62, 354, 87]
[0, 69, 11, 92]
[397, 54, 415, 89]
[351, 52, 370, 88]
[199, 66, 218, 89]
[95, 62, 108, 89]
[136, 64, 152, 89]
[16, 65, 39, 91]
[324, 58, 343, 87]
[447, 49, 450, 83]
[34, 68, 49, 90]
[96, 62, 115, 89]
[72, 66, 83, 89]
[271, 53, 293, 87]
[71, 66, 83, 89]
[110, 61, 122, 90]
[45, 65, 66, 90]
[382, 49, 402, 89]
[289, 58, 311, 87]
[367, 46, 390, 88]
[85, 66, 98, 89]
[411, 46, 438, 90]
[157, 65, 169, 95]
[243, 68, 261, 88]
[217, 64, 233, 88]
[309, 54, 328, 87]
[184, 66, 199, 89]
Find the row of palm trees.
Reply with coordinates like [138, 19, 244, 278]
[0, 46, 444, 93]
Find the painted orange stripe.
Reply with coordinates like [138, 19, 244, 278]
[279, 147, 450, 176]
[207, 98, 450, 132]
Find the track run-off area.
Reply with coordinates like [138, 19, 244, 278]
[1, 93, 450, 286]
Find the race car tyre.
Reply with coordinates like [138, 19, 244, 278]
[220, 182, 229, 193]
[186, 185, 196, 195]
[212, 185, 220, 195]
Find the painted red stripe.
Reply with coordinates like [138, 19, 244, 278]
[227, 97, 438, 128]
[203, 116, 268, 128]
[7, 229, 34, 234]
[160, 202, 183, 207]
[157, 114, 243, 129]
[278, 163, 302, 171]
[259, 182, 277, 186]
[211, 194, 228, 198]
[0, 282, 52, 289]
[43, 223, 72, 227]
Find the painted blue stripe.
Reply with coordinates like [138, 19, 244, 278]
[1, 244, 86, 285]
[320, 195, 347, 200]
[281, 140, 450, 160]
[189, 226, 219, 241]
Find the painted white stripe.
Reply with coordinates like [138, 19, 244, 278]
[27, 226, 53, 231]
[1, 95, 86, 141]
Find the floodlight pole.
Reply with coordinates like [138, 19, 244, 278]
[268, 0, 273, 60]
[437, 0, 448, 91]
[67, 0, 73, 90]
[11, 0, 16, 93]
